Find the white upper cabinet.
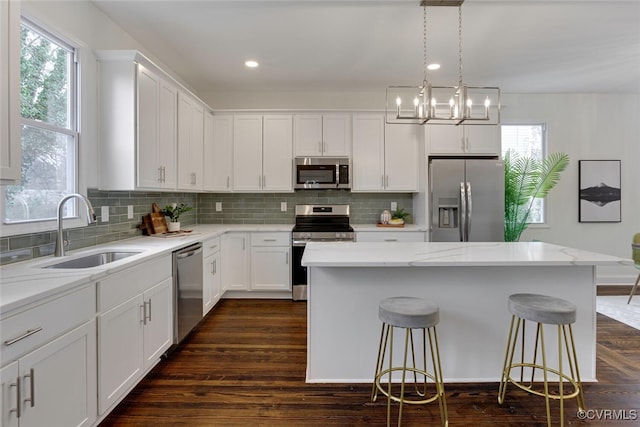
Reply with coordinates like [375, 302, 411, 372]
[427, 125, 500, 156]
[177, 92, 205, 191]
[233, 114, 293, 192]
[352, 114, 419, 192]
[97, 52, 187, 191]
[1, 0, 21, 183]
[137, 64, 177, 189]
[205, 114, 233, 191]
[293, 114, 351, 157]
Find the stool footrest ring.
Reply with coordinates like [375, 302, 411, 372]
[374, 367, 444, 405]
[505, 363, 582, 401]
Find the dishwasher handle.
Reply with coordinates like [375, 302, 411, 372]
[176, 244, 202, 259]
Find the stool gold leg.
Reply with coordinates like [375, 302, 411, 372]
[538, 324, 552, 427]
[558, 325, 565, 427]
[397, 328, 412, 427]
[498, 315, 520, 404]
[429, 327, 448, 427]
[628, 272, 640, 304]
[372, 323, 389, 403]
[387, 326, 394, 427]
[567, 325, 586, 411]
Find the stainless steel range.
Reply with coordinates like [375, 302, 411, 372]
[291, 204, 355, 301]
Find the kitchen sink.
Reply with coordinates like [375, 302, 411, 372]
[44, 251, 141, 269]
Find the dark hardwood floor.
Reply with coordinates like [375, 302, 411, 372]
[100, 286, 640, 426]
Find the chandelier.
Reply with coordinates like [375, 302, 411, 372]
[386, 0, 500, 125]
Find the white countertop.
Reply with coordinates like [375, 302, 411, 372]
[0, 224, 292, 316]
[301, 241, 629, 268]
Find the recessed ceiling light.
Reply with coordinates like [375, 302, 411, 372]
[245, 60, 259, 68]
[427, 63, 440, 71]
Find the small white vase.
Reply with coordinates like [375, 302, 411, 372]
[167, 221, 180, 232]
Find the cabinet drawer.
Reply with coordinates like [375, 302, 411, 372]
[203, 236, 221, 258]
[1, 284, 95, 364]
[98, 255, 172, 311]
[251, 232, 290, 247]
[356, 231, 425, 242]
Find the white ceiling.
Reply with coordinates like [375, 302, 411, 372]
[91, 0, 640, 94]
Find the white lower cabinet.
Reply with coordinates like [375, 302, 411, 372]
[96, 256, 173, 414]
[203, 237, 222, 315]
[221, 233, 250, 291]
[0, 283, 97, 427]
[251, 233, 291, 291]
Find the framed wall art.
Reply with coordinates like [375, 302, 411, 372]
[578, 160, 621, 223]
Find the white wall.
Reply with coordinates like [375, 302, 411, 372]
[22, 2, 638, 281]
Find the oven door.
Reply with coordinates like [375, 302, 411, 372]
[291, 242, 307, 301]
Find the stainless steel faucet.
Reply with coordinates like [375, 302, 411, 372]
[54, 193, 97, 257]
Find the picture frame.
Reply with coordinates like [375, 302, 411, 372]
[578, 160, 621, 223]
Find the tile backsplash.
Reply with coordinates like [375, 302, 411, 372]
[1, 189, 412, 265]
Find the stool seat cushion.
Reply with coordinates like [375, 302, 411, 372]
[508, 293, 577, 325]
[379, 296, 439, 329]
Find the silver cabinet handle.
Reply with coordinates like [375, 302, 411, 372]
[226, 176, 230, 189]
[147, 299, 152, 322]
[381, 175, 384, 187]
[213, 259, 217, 275]
[318, 141, 322, 153]
[9, 377, 20, 418]
[263, 239, 277, 242]
[242, 238, 245, 251]
[285, 252, 289, 265]
[24, 369, 35, 408]
[263, 175, 266, 188]
[385, 175, 389, 187]
[158, 166, 163, 183]
[140, 303, 146, 325]
[384, 239, 398, 242]
[4, 327, 43, 346]
[211, 260, 215, 275]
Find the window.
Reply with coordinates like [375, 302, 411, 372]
[501, 124, 546, 224]
[2, 18, 78, 226]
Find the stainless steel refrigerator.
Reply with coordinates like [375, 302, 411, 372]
[430, 158, 505, 242]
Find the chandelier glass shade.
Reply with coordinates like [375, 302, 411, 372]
[386, 1, 500, 125]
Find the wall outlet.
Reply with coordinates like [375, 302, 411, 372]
[127, 205, 134, 219]
[391, 201, 397, 211]
[216, 202, 222, 212]
[101, 205, 109, 222]
[281, 202, 287, 212]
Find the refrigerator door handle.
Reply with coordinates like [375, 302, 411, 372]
[466, 182, 472, 241]
[459, 182, 466, 241]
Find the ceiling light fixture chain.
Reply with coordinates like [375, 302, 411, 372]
[457, 4, 463, 88]
[423, 4, 428, 84]
[385, 0, 500, 126]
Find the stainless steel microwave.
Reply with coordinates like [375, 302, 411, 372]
[294, 157, 351, 190]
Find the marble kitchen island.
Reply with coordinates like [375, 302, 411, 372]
[301, 241, 628, 383]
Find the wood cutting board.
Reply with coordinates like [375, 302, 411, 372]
[150, 203, 167, 234]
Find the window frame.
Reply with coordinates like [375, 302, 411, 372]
[0, 16, 84, 237]
[501, 122, 550, 227]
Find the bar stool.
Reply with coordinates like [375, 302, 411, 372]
[498, 293, 586, 427]
[371, 296, 447, 427]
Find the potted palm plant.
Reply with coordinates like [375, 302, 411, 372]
[504, 150, 569, 242]
[162, 203, 193, 232]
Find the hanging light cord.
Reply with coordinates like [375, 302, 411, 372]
[423, 5, 428, 84]
[457, 4, 463, 87]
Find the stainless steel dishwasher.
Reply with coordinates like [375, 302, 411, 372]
[173, 242, 203, 344]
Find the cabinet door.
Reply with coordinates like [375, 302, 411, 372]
[262, 115, 293, 191]
[352, 114, 384, 191]
[98, 295, 144, 414]
[464, 125, 501, 155]
[385, 123, 419, 191]
[19, 321, 97, 427]
[177, 93, 204, 190]
[0, 0, 20, 183]
[136, 64, 161, 188]
[293, 114, 323, 156]
[1, 361, 19, 427]
[203, 251, 221, 315]
[221, 233, 250, 291]
[427, 126, 463, 154]
[322, 114, 351, 157]
[233, 115, 263, 191]
[207, 115, 233, 191]
[157, 79, 177, 188]
[142, 278, 173, 371]
[251, 246, 291, 291]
